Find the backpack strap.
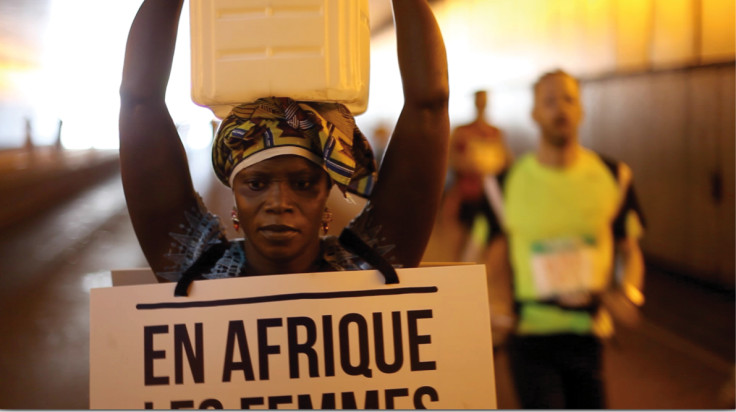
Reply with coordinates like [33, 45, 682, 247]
[339, 228, 399, 284]
[482, 169, 509, 231]
[174, 241, 231, 297]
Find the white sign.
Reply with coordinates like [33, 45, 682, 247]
[90, 265, 496, 409]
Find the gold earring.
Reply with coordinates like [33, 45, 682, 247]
[321, 207, 333, 235]
[231, 207, 240, 231]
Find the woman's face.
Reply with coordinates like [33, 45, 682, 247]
[232, 155, 331, 266]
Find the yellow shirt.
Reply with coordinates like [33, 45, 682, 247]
[502, 149, 626, 335]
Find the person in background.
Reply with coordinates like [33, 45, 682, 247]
[484, 69, 646, 408]
[118, 0, 449, 291]
[444, 90, 512, 262]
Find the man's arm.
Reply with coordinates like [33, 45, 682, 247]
[616, 236, 645, 306]
[614, 163, 646, 305]
[360, 0, 450, 267]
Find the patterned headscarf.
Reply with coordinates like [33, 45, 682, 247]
[212, 97, 378, 197]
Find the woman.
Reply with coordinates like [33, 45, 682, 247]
[119, 0, 449, 293]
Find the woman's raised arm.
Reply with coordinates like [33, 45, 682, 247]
[359, 0, 450, 267]
[119, 0, 200, 275]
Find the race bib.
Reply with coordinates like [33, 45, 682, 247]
[530, 236, 596, 298]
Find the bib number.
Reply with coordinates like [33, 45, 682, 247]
[530, 237, 596, 298]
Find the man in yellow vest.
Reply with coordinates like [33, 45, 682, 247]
[484, 69, 646, 408]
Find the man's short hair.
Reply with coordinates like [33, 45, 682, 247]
[533, 69, 580, 97]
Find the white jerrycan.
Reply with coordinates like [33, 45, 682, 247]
[190, 0, 370, 119]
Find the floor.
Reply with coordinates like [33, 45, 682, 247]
[0, 148, 733, 409]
